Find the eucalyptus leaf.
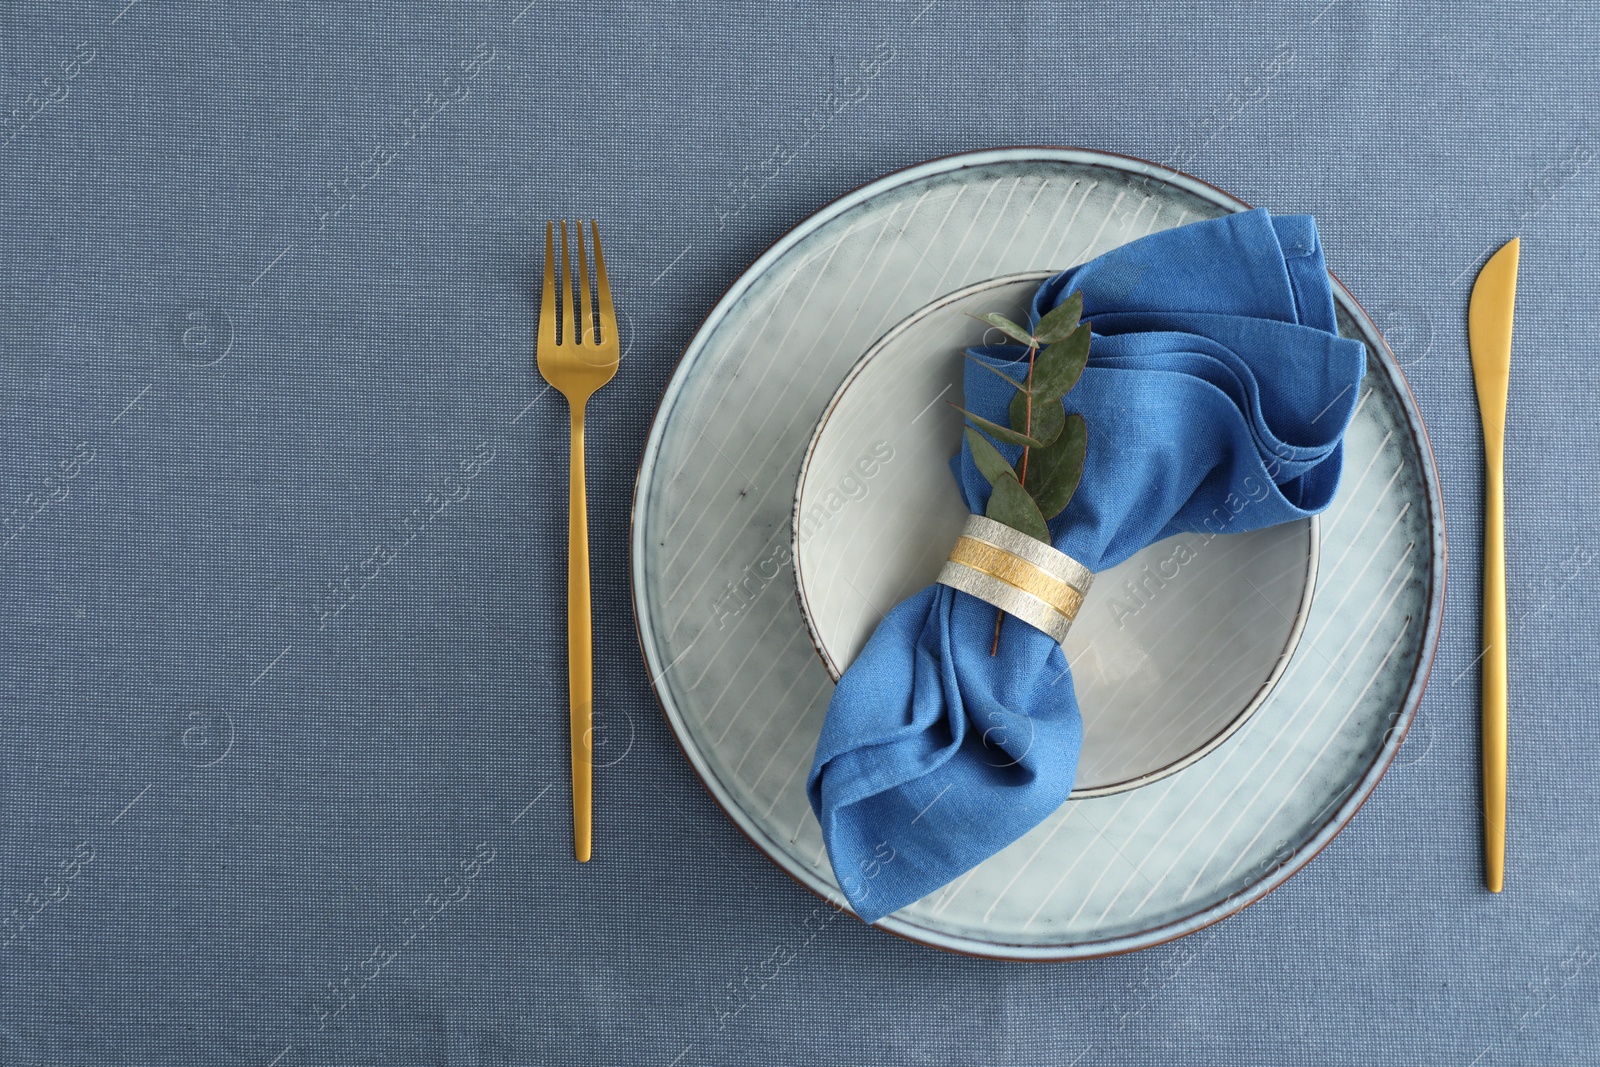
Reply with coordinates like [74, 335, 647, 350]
[971, 312, 1035, 347]
[985, 471, 1051, 543]
[964, 353, 1029, 393]
[951, 405, 1049, 448]
[1008, 389, 1064, 447]
[1033, 291, 1084, 344]
[1023, 413, 1087, 520]
[965, 427, 1016, 487]
[1028, 325, 1091, 401]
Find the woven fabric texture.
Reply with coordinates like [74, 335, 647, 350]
[1, 1, 1596, 1064]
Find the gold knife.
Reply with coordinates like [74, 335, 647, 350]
[1468, 237, 1519, 893]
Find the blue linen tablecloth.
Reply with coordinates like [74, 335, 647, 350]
[2, 2, 1597, 1064]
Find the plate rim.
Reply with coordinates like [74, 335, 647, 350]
[629, 145, 1448, 959]
[788, 269, 1322, 799]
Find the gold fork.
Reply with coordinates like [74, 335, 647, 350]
[537, 219, 620, 862]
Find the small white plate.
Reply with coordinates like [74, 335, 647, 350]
[792, 272, 1317, 796]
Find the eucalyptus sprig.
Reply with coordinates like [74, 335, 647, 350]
[953, 291, 1090, 545]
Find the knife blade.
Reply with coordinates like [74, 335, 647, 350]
[1468, 236, 1519, 893]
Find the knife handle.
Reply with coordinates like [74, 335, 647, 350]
[1482, 438, 1507, 892]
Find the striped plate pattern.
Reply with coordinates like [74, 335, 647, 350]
[631, 148, 1444, 958]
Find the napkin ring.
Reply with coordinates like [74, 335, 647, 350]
[936, 514, 1094, 643]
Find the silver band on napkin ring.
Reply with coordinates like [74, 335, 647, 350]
[935, 514, 1094, 643]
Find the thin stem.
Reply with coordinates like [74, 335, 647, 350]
[991, 335, 1039, 658]
[1017, 340, 1038, 487]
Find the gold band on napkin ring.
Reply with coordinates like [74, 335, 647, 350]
[935, 514, 1094, 643]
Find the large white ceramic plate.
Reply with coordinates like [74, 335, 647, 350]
[632, 147, 1444, 959]
[792, 272, 1317, 797]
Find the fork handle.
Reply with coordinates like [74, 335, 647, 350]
[567, 401, 593, 862]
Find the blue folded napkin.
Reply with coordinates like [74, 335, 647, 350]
[806, 209, 1367, 923]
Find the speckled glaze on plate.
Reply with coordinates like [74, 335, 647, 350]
[631, 147, 1445, 959]
[791, 272, 1318, 798]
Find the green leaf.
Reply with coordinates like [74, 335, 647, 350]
[951, 405, 1049, 448]
[1028, 325, 1091, 402]
[965, 427, 1017, 487]
[1009, 389, 1064, 447]
[963, 353, 1028, 393]
[985, 471, 1051, 543]
[1023, 414, 1087, 521]
[1033, 291, 1084, 344]
[970, 312, 1035, 347]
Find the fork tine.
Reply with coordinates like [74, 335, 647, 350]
[590, 219, 616, 351]
[574, 219, 593, 347]
[560, 220, 576, 346]
[540, 221, 557, 350]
